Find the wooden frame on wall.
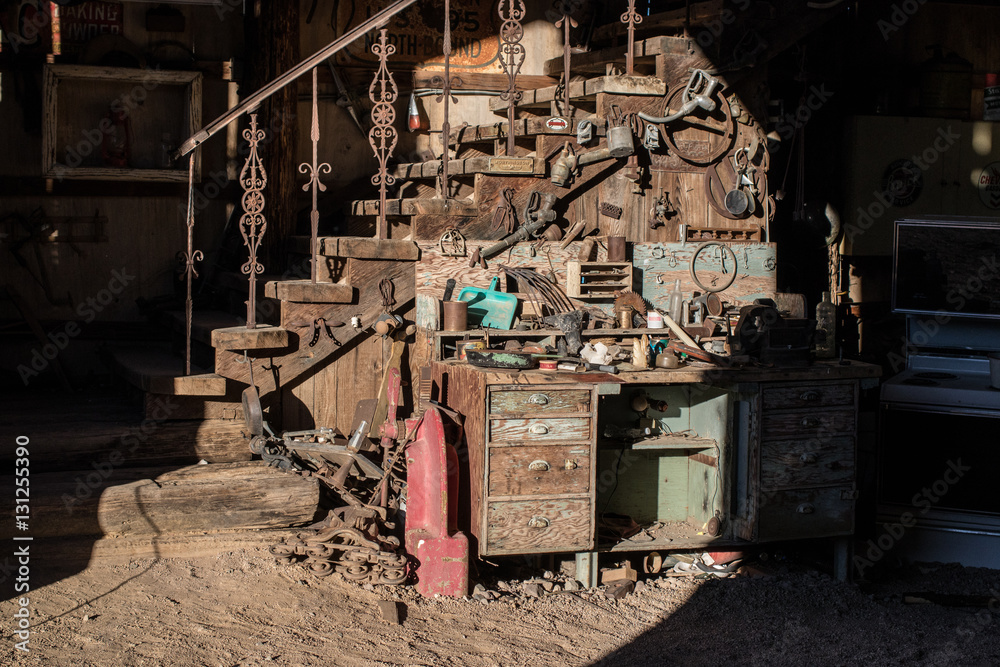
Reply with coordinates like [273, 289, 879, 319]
[43, 64, 202, 182]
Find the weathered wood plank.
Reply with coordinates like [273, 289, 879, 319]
[0, 462, 320, 540]
[328, 237, 421, 261]
[490, 389, 592, 414]
[264, 279, 355, 303]
[0, 415, 250, 471]
[761, 382, 855, 411]
[486, 498, 591, 554]
[488, 444, 591, 497]
[761, 436, 855, 489]
[211, 325, 290, 350]
[591, 1, 723, 42]
[348, 198, 479, 217]
[488, 417, 592, 443]
[543, 36, 691, 76]
[756, 486, 854, 542]
[760, 409, 856, 440]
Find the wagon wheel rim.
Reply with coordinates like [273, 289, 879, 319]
[658, 84, 737, 166]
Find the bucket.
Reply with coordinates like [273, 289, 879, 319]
[989, 352, 1000, 389]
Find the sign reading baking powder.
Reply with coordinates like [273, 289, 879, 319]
[59, 1, 123, 50]
[335, 0, 501, 70]
[978, 162, 1000, 209]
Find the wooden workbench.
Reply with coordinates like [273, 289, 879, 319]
[428, 359, 880, 583]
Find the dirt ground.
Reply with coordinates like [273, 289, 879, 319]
[4, 546, 999, 667]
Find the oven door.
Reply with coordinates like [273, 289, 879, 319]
[879, 402, 1000, 524]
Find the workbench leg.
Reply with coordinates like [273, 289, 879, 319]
[833, 537, 851, 582]
[576, 552, 599, 588]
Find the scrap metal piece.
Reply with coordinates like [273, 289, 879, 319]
[439, 228, 467, 257]
[239, 113, 267, 329]
[368, 28, 398, 240]
[600, 202, 623, 219]
[576, 119, 594, 145]
[299, 66, 332, 283]
[498, 0, 526, 155]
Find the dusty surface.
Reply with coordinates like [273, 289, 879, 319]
[3, 548, 1000, 666]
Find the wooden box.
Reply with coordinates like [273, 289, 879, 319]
[566, 261, 632, 300]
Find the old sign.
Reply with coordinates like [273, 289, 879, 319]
[334, 0, 501, 70]
[978, 162, 1000, 210]
[58, 2, 124, 53]
[0, 1, 52, 55]
[487, 157, 535, 174]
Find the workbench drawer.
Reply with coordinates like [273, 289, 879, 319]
[761, 383, 855, 411]
[756, 486, 855, 542]
[489, 417, 592, 443]
[488, 444, 591, 497]
[485, 499, 592, 554]
[490, 389, 592, 415]
[760, 409, 855, 440]
[761, 436, 854, 489]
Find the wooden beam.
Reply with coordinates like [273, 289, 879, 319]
[591, 1, 724, 42]
[264, 279, 355, 303]
[0, 462, 320, 540]
[543, 36, 693, 76]
[211, 325, 291, 350]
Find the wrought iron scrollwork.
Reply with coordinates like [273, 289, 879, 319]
[498, 0, 525, 155]
[240, 113, 268, 329]
[368, 28, 398, 240]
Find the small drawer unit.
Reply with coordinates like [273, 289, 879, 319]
[755, 380, 859, 541]
[482, 384, 597, 556]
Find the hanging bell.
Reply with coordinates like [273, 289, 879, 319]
[408, 92, 421, 132]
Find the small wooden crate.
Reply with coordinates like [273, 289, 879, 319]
[566, 261, 632, 300]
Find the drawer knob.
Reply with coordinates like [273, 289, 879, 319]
[564, 459, 578, 470]
[800, 452, 817, 464]
[796, 503, 815, 514]
[528, 460, 550, 472]
[528, 394, 549, 405]
[527, 516, 550, 528]
[799, 390, 820, 401]
[800, 417, 820, 428]
[529, 423, 549, 435]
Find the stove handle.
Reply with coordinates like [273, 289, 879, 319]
[799, 390, 820, 402]
[800, 417, 820, 428]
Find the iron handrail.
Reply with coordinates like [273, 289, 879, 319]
[173, 0, 418, 159]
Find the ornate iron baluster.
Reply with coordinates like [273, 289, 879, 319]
[498, 0, 525, 156]
[178, 154, 203, 375]
[299, 67, 331, 283]
[622, 0, 643, 76]
[369, 28, 398, 240]
[240, 113, 268, 329]
[432, 0, 462, 199]
[554, 6, 578, 117]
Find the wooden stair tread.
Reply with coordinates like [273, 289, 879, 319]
[287, 237, 421, 261]
[109, 346, 228, 396]
[489, 75, 665, 113]
[347, 197, 478, 217]
[390, 155, 546, 179]
[263, 278, 355, 303]
[210, 324, 291, 351]
[449, 116, 603, 145]
[164, 309, 244, 345]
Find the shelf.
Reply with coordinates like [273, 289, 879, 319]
[431, 328, 679, 338]
[629, 434, 717, 450]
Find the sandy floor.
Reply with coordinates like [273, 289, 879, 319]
[3, 548, 999, 667]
